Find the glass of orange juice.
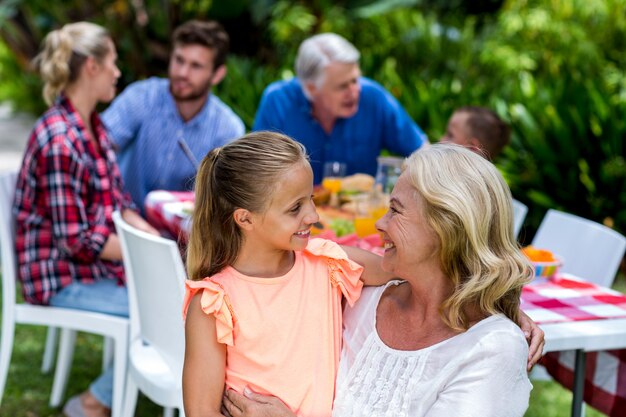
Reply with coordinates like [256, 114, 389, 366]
[353, 193, 387, 238]
[321, 177, 342, 194]
[322, 161, 347, 207]
[354, 216, 378, 237]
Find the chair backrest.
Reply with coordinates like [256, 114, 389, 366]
[0, 171, 18, 317]
[512, 198, 528, 238]
[532, 209, 626, 287]
[112, 211, 186, 378]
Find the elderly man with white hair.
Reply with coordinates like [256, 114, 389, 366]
[253, 33, 428, 183]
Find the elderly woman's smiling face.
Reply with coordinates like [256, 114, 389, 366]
[376, 172, 440, 278]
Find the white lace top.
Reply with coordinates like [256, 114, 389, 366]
[332, 281, 532, 417]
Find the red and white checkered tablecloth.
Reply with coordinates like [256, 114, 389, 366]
[522, 274, 626, 324]
[541, 350, 626, 417]
[522, 274, 626, 417]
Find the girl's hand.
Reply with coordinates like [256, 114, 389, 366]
[223, 387, 295, 417]
[518, 309, 545, 371]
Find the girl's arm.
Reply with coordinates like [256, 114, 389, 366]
[340, 245, 395, 286]
[183, 294, 228, 417]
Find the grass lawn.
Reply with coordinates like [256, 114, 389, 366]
[1, 274, 623, 416]
[0, 329, 163, 417]
[0, 291, 161, 417]
[527, 381, 606, 417]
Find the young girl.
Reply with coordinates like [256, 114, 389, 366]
[182, 131, 388, 417]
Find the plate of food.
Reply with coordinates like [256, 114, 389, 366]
[313, 206, 355, 237]
[163, 200, 195, 218]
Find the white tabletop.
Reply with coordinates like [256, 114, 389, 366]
[541, 318, 626, 353]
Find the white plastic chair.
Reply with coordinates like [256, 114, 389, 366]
[113, 211, 186, 417]
[511, 198, 528, 238]
[532, 209, 626, 288]
[0, 171, 128, 417]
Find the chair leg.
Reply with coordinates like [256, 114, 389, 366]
[102, 336, 114, 371]
[0, 316, 16, 406]
[111, 332, 128, 417]
[41, 326, 58, 373]
[164, 407, 175, 417]
[49, 328, 77, 407]
[121, 372, 138, 417]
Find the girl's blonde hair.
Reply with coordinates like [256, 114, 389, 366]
[404, 144, 533, 330]
[32, 22, 111, 105]
[187, 131, 309, 281]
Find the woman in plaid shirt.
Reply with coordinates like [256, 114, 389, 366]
[13, 22, 158, 417]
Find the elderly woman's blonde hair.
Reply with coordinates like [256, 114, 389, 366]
[32, 22, 111, 105]
[404, 144, 533, 330]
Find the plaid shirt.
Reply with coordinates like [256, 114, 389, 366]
[13, 96, 135, 305]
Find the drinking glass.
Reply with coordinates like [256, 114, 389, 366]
[353, 192, 387, 238]
[322, 161, 347, 207]
[375, 156, 403, 194]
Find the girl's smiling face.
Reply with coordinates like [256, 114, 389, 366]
[250, 161, 319, 253]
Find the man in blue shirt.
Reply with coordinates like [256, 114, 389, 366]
[103, 20, 245, 210]
[253, 33, 428, 184]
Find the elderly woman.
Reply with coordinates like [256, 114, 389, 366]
[224, 144, 538, 417]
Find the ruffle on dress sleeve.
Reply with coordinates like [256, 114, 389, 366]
[306, 238, 364, 307]
[183, 278, 236, 346]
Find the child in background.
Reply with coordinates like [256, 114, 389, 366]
[440, 106, 511, 161]
[182, 131, 389, 417]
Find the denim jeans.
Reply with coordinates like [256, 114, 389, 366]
[49, 279, 128, 408]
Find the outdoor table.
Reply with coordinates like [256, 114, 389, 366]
[522, 274, 626, 417]
[145, 189, 626, 417]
